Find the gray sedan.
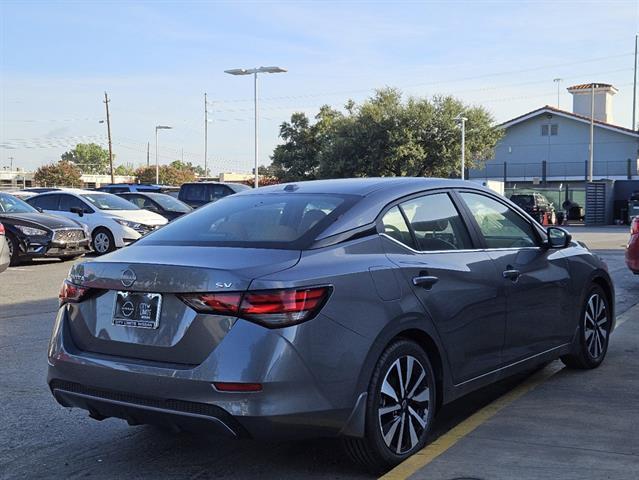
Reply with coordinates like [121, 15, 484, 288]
[47, 178, 614, 474]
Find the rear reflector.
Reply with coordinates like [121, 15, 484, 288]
[213, 382, 263, 392]
[59, 279, 92, 306]
[179, 286, 331, 328]
[632, 217, 639, 235]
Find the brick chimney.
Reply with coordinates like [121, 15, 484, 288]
[567, 83, 617, 124]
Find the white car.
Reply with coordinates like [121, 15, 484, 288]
[27, 189, 168, 254]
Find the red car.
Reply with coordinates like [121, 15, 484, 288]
[626, 217, 639, 274]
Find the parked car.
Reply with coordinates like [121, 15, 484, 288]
[27, 189, 167, 255]
[117, 192, 192, 221]
[626, 216, 639, 274]
[47, 178, 614, 474]
[0, 223, 9, 273]
[8, 187, 64, 200]
[510, 192, 556, 224]
[177, 181, 250, 208]
[96, 183, 163, 194]
[0, 192, 91, 266]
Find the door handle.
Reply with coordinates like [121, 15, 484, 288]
[502, 269, 521, 282]
[412, 275, 439, 289]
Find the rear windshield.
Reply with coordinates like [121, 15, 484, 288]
[180, 184, 230, 202]
[137, 193, 357, 249]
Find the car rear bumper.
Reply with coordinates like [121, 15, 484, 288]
[47, 307, 357, 440]
[626, 234, 639, 273]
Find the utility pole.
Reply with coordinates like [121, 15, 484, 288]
[588, 84, 594, 182]
[455, 115, 468, 180]
[204, 92, 208, 177]
[146, 142, 150, 167]
[103, 92, 114, 183]
[553, 78, 563, 108]
[633, 34, 638, 130]
[8, 156, 14, 171]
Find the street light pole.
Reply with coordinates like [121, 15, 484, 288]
[455, 115, 468, 180]
[204, 92, 208, 177]
[588, 84, 594, 182]
[553, 78, 563, 108]
[155, 125, 172, 184]
[224, 66, 287, 188]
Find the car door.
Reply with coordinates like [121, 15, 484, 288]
[57, 194, 97, 231]
[380, 191, 505, 384]
[457, 191, 571, 364]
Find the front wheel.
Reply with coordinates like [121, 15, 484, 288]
[6, 234, 20, 266]
[561, 284, 611, 369]
[343, 339, 436, 475]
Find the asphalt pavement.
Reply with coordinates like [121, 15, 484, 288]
[0, 226, 637, 479]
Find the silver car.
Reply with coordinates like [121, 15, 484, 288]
[47, 178, 614, 473]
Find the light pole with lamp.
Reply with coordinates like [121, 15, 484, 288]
[455, 115, 468, 180]
[224, 66, 287, 188]
[155, 125, 172, 184]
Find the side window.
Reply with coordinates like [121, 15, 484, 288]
[381, 206, 415, 249]
[460, 192, 538, 248]
[30, 194, 60, 210]
[400, 193, 472, 251]
[141, 197, 159, 211]
[59, 194, 93, 213]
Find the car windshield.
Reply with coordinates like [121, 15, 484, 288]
[82, 193, 140, 211]
[138, 193, 356, 249]
[146, 193, 192, 213]
[0, 193, 38, 214]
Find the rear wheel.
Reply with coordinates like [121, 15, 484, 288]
[343, 339, 436, 475]
[561, 284, 611, 369]
[6, 234, 20, 266]
[92, 228, 115, 255]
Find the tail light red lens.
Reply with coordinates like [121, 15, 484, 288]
[631, 217, 639, 235]
[0, 223, 5, 235]
[59, 279, 92, 306]
[213, 382, 263, 392]
[180, 286, 331, 328]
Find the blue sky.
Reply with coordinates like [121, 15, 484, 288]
[1, 0, 638, 173]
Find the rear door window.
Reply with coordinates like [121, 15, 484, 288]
[29, 194, 61, 210]
[400, 193, 472, 251]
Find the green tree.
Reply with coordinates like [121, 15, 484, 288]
[61, 143, 111, 174]
[114, 164, 136, 176]
[34, 160, 83, 187]
[270, 88, 503, 181]
[135, 165, 196, 185]
[170, 160, 206, 177]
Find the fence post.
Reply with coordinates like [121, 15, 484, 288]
[503, 162, 507, 185]
[542, 160, 547, 184]
[584, 160, 588, 182]
[628, 158, 632, 180]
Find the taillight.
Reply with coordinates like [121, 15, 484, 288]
[213, 382, 263, 392]
[59, 279, 92, 306]
[179, 286, 331, 328]
[631, 217, 639, 235]
[0, 223, 4, 235]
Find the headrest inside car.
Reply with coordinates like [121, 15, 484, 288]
[412, 219, 449, 232]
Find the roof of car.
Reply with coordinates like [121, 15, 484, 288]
[244, 177, 475, 196]
[32, 188, 94, 195]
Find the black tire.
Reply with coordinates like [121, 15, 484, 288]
[561, 284, 611, 369]
[5, 233, 20, 266]
[343, 339, 436, 475]
[92, 228, 115, 255]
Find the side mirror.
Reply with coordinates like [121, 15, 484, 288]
[70, 206, 84, 217]
[547, 226, 571, 249]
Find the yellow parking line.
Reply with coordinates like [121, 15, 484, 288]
[380, 362, 564, 480]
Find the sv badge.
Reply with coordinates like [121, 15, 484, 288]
[215, 282, 233, 289]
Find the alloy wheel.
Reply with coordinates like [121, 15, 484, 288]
[584, 293, 608, 359]
[94, 232, 110, 253]
[7, 236, 13, 258]
[378, 355, 430, 455]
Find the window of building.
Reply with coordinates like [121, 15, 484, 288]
[541, 124, 558, 136]
[550, 124, 558, 136]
